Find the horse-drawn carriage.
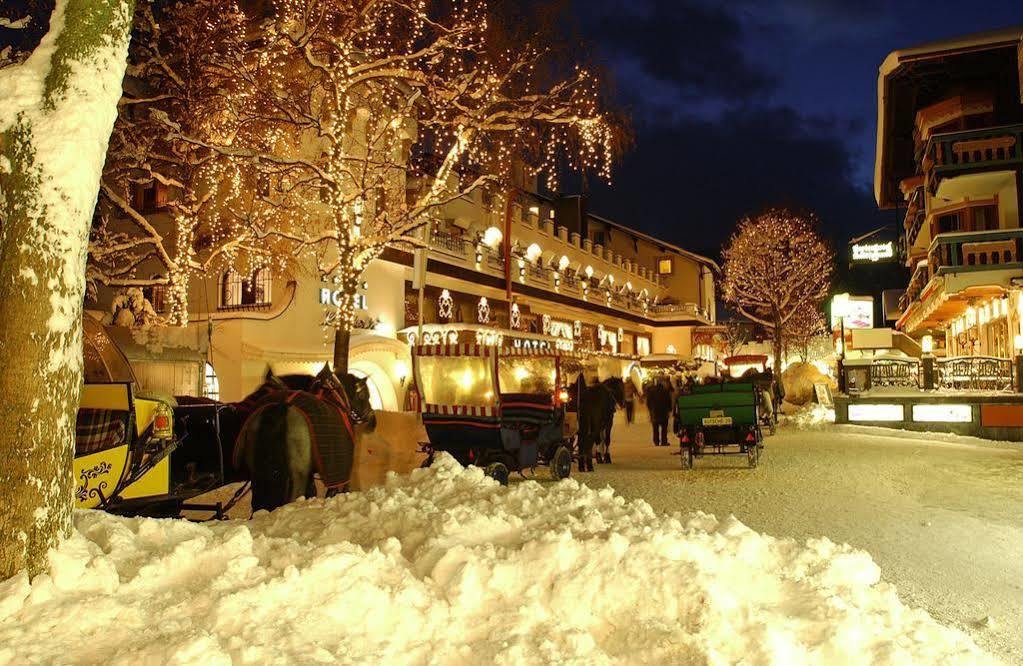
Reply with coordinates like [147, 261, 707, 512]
[414, 343, 576, 483]
[673, 381, 765, 469]
[75, 318, 225, 516]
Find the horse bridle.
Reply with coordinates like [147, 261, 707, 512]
[322, 378, 374, 426]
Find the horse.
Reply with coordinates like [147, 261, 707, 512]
[231, 365, 376, 513]
[574, 375, 626, 472]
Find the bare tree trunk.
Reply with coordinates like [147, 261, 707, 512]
[333, 327, 351, 374]
[0, 0, 134, 579]
[772, 311, 784, 375]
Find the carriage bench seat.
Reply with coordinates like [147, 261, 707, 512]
[76, 408, 130, 456]
[500, 393, 556, 426]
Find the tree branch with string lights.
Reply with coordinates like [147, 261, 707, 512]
[134, 0, 620, 370]
[721, 208, 833, 373]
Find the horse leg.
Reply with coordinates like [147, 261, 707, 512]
[246, 403, 291, 513]
[602, 415, 613, 463]
[578, 430, 592, 473]
[285, 408, 313, 505]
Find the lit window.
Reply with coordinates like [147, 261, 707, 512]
[203, 362, 220, 401]
[658, 257, 674, 275]
[220, 269, 272, 308]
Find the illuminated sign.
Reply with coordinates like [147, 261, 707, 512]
[851, 241, 895, 264]
[911, 404, 973, 423]
[847, 404, 903, 422]
[319, 285, 368, 311]
[830, 294, 874, 330]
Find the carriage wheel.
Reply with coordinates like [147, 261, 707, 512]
[747, 445, 759, 469]
[549, 445, 572, 480]
[484, 462, 510, 486]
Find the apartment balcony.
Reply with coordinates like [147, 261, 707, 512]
[928, 228, 1023, 276]
[924, 123, 1023, 195]
[903, 186, 926, 249]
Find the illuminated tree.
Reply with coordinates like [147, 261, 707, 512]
[89, 1, 264, 324]
[142, 0, 617, 370]
[0, 0, 134, 578]
[721, 208, 833, 373]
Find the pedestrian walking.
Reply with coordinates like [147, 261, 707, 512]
[623, 379, 636, 424]
[647, 377, 672, 446]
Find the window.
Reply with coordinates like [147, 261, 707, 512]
[203, 362, 220, 401]
[134, 182, 168, 212]
[143, 284, 167, 313]
[658, 257, 674, 275]
[220, 269, 272, 308]
[973, 204, 998, 231]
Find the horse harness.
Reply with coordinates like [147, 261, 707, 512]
[233, 382, 361, 491]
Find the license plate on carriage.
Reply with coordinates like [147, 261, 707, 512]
[702, 415, 732, 426]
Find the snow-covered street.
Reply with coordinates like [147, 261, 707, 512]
[578, 416, 1023, 663]
[0, 416, 1014, 665]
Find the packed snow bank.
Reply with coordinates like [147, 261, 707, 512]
[0, 455, 992, 665]
[782, 402, 837, 430]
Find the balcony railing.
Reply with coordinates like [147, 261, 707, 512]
[926, 124, 1023, 194]
[430, 230, 468, 257]
[901, 261, 930, 310]
[928, 228, 1023, 276]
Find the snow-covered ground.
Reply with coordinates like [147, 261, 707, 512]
[0, 437, 1001, 664]
[576, 413, 1023, 664]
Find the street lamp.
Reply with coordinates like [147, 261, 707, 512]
[831, 293, 850, 392]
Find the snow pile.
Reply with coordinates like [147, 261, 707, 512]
[782, 403, 837, 430]
[0, 455, 992, 665]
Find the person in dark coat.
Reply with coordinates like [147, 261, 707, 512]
[770, 370, 785, 422]
[646, 377, 673, 446]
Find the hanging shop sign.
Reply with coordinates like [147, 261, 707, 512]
[851, 241, 895, 264]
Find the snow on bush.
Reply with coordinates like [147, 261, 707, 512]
[0, 455, 991, 665]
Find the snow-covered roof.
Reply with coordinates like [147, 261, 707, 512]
[874, 26, 1023, 206]
[587, 212, 721, 272]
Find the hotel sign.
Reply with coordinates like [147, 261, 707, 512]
[851, 241, 895, 264]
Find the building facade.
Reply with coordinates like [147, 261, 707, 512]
[100, 187, 717, 408]
[876, 27, 1023, 358]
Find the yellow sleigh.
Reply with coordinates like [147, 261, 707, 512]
[75, 318, 176, 511]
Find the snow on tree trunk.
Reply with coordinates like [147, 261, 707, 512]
[0, 0, 134, 579]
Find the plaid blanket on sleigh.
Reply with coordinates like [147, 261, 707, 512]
[234, 388, 355, 489]
[76, 408, 129, 456]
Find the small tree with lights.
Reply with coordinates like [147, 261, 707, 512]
[721, 208, 833, 373]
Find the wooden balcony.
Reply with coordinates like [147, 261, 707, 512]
[901, 261, 930, 310]
[928, 228, 1023, 276]
[925, 124, 1023, 194]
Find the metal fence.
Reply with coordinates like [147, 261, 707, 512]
[934, 356, 1014, 392]
[861, 356, 1016, 392]
[869, 358, 921, 389]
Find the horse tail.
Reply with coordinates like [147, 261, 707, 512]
[249, 401, 292, 512]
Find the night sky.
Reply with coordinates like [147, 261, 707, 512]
[561, 0, 1023, 258]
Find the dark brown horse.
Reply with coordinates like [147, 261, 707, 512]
[233, 366, 376, 512]
[574, 376, 626, 471]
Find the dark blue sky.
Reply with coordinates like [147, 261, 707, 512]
[565, 0, 1023, 255]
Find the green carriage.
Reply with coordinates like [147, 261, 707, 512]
[673, 381, 764, 469]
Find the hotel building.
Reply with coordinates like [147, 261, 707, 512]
[876, 27, 1023, 358]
